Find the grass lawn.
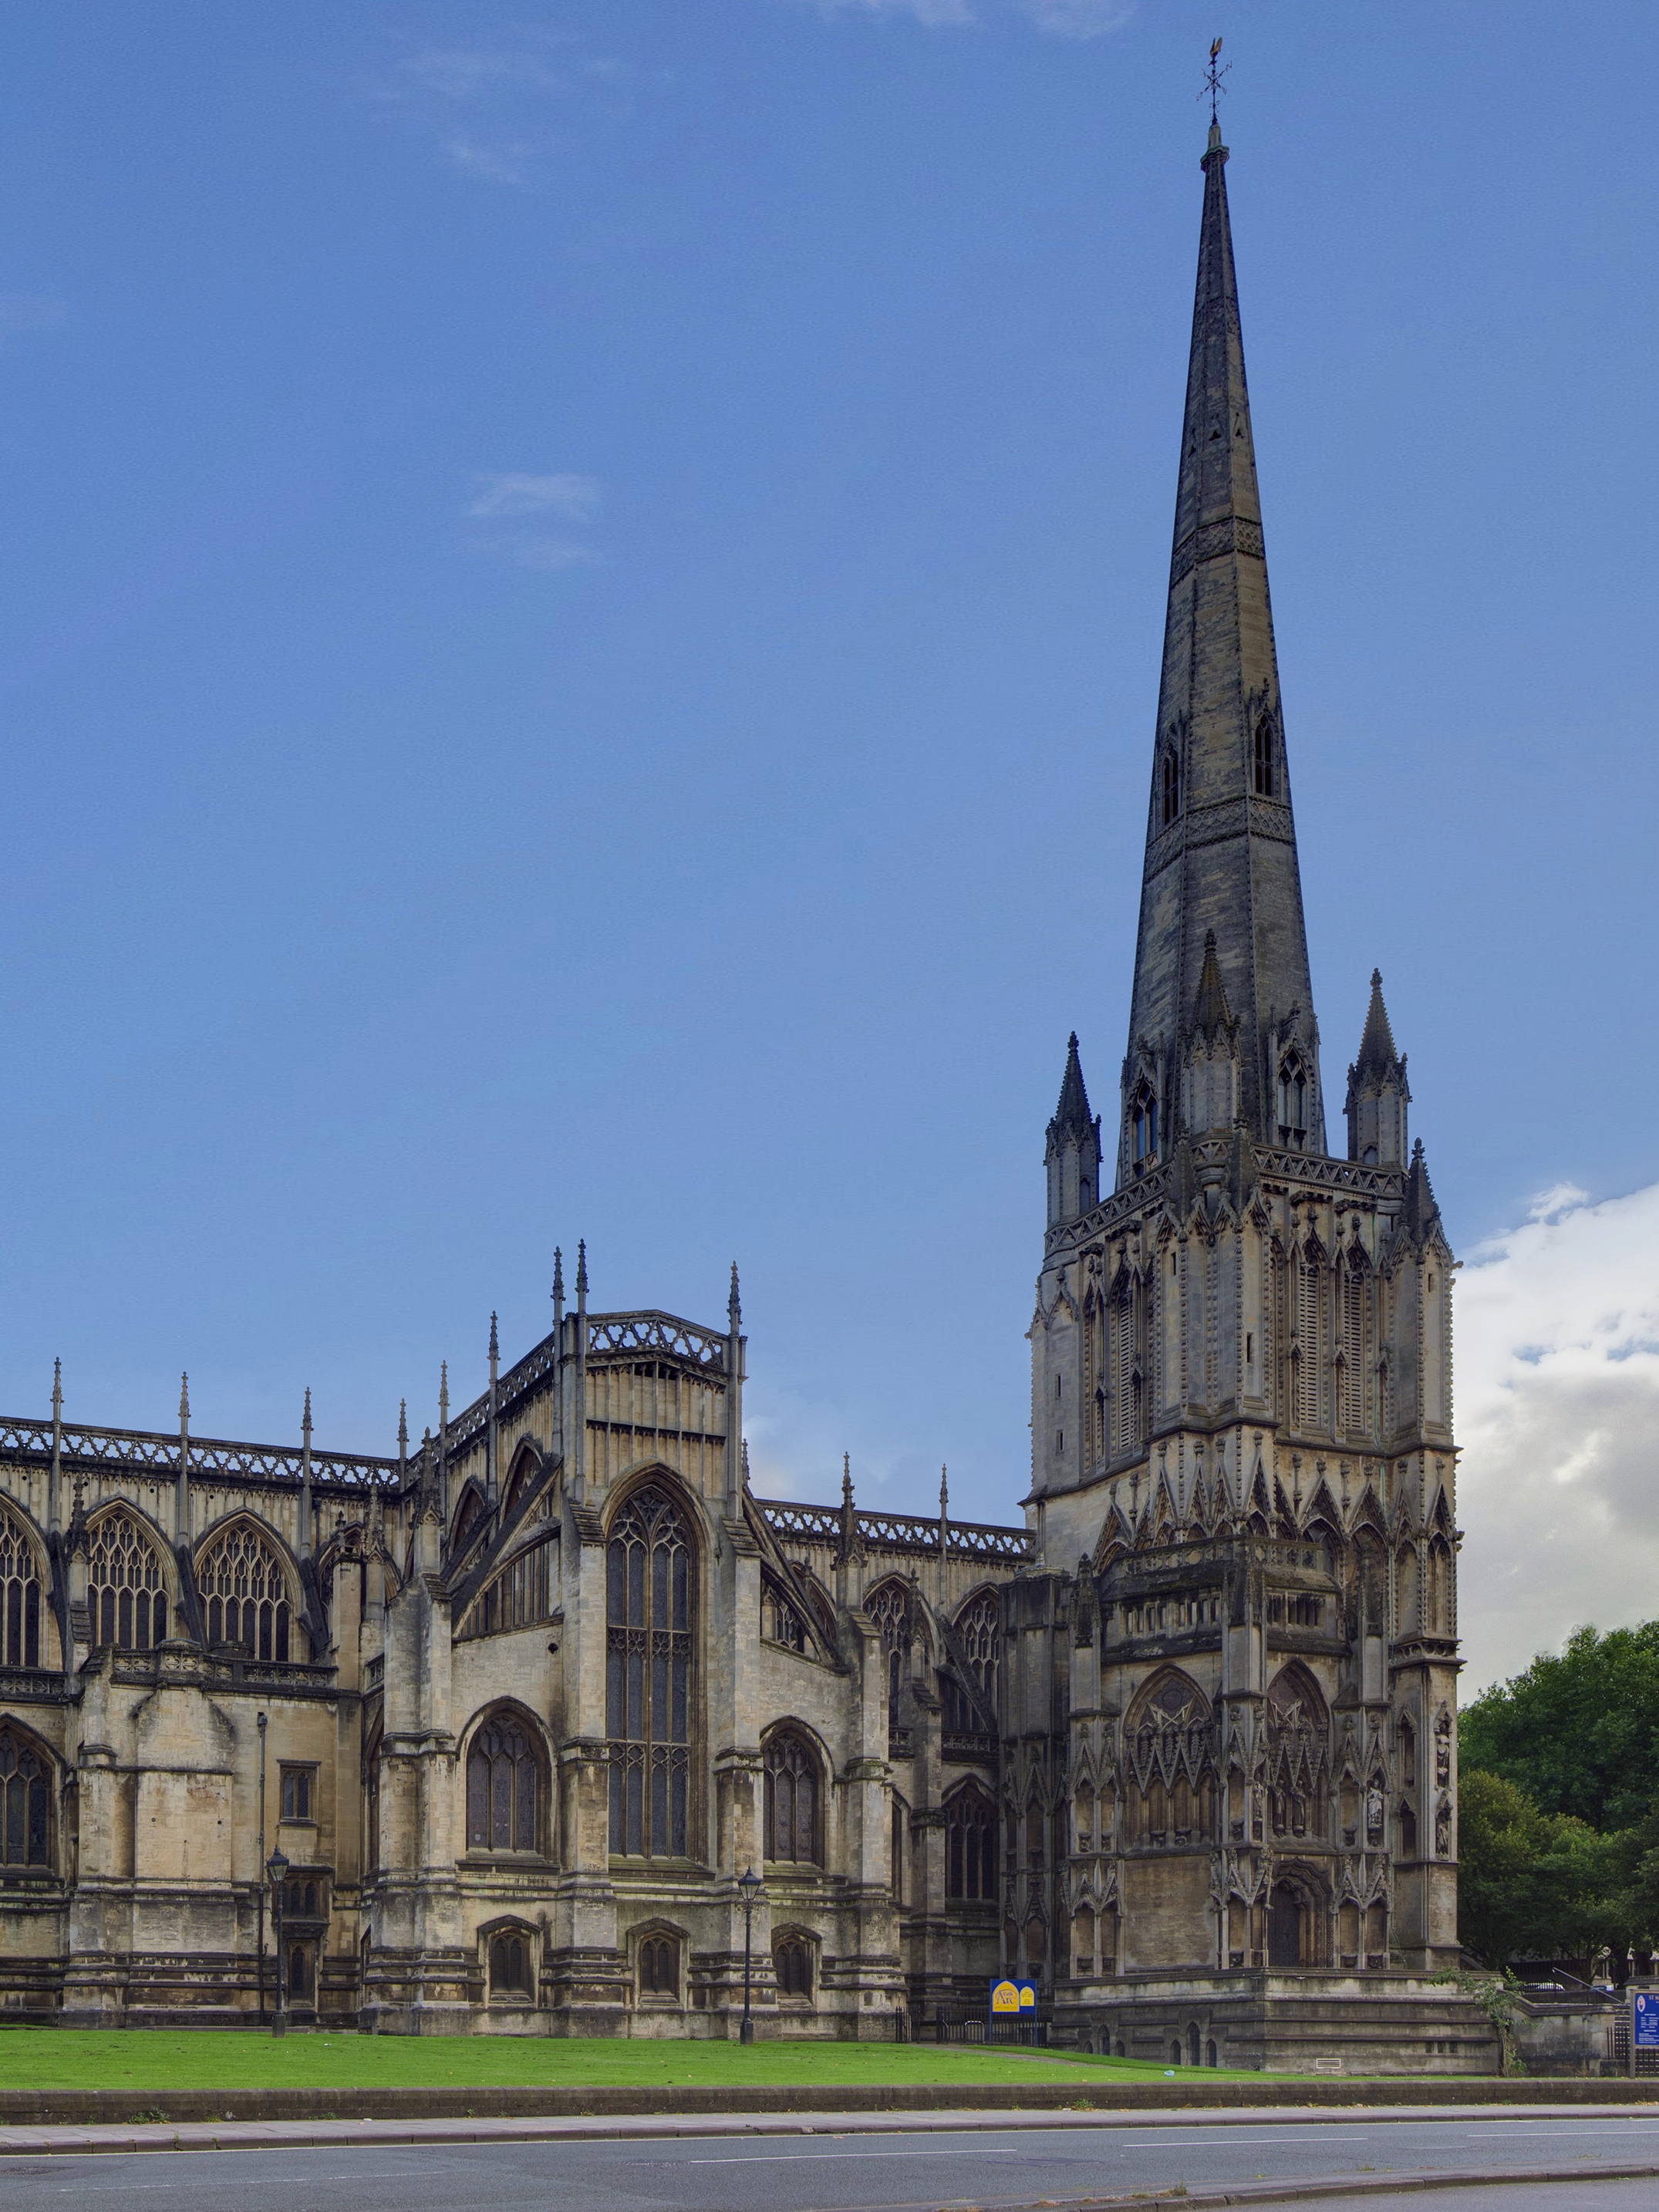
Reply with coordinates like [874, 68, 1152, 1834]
[0, 2028, 1265, 2092]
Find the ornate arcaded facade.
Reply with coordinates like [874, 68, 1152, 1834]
[0, 120, 1487, 2066]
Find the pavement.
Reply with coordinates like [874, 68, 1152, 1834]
[3, 2106, 1659, 2209]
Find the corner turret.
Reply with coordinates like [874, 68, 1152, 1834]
[1045, 1034, 1101, 1228]
[1345, 969, 1410, 1166]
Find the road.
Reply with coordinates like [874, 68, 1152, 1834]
[5, 2112, 1659, 2211]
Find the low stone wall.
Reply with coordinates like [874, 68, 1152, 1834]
[3, 2078, 1659, 2126]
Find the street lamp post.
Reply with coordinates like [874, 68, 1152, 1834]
[737, 1863, 762, 2045]
[266, 1847, 289, 2038]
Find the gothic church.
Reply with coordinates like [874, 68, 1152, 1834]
[0, 119, 1486, 2069]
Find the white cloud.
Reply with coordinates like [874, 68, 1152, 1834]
[463, 472, 603, 572]
[808, 0, 1131, 33]
[1456, 1179, 1659, 1694]
[439, 136, 534, 187]
[466, 472, 602, 523]
[393, 42, 564, 103]
[373, 31, 627, 186]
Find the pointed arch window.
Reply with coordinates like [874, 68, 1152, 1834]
[1276, 1058, 1308, 1149]
[1131, 1084, 1159, 1167]
[866, 1579, 915, 1742]
[945, 1783, 996, 1900]
[1253, 713, 1275, 798]
[87, 1511, 168, 1652]
[954, 1590, 1001, 1702]
[466, 1711, 542, 1853]
[606, 1485, 693, 1858]
[0, 1724, 51, 1867]
[198, 1522, 292, 1661]
[1161, 746, 1182, 827]
[762, 1728, 822, 1865]
[0, 1511, 42, 1670]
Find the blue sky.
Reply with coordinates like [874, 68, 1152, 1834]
[1, 2, 1654, 1642]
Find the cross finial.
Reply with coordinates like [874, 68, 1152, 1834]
[1202, 35, 1230, 120]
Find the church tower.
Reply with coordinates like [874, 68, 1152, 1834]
[1020, 111, 1466, 2057]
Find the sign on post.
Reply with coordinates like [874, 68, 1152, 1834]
[1633, 1990, 1659, 2076]
[989, 1978, 1038, 2037]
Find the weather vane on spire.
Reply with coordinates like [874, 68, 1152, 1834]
[1202, 36, 1230, 121]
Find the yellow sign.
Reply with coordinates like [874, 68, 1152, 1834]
[990, 1979, 1021, 2015]
[1018, 1982, 1037, 2009]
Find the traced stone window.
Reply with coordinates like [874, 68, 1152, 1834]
[1253, 713, 1275, 798]
[87, 1511, 168, 1652]
[467, 1713, 540, 1853]
[955, 1590, 1001, 1704]
[280, 1765, 315, 1821]
[1126, 1670, 1216, 1850]
[1266, 1665, 1329, 1842]
[866, 1578, 915, 1738]
[606, 1485, 693, 1858]
[638, 1932, 679, 1999]
[0, 1725, 50, 1867]
[1161, 746, 1182, 827]
[945, 1783, 996, 1901]
[490, 1930, 532, 1997]
[774, 1934, 812, 1998]
[0, 1509, 42, 1669]
[457, 1535, 557, 1640]
[197, 1521, 290, 1661]
[764, 1728, 822, 1864]
[760, 1576, 808, 1653]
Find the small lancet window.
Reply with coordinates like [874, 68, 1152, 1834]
[1131, 1086, 1158, 1168]
[1253, 715, 1275, 798]
[1276, 1060, 1307, 1149]
[1161, 747, 1182, 827]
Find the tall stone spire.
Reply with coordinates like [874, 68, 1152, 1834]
[1120, 116, 1322, 1181]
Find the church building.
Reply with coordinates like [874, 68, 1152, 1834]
[0, 117, 1488, 2068]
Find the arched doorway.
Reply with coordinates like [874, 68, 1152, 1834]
[1267, 1882, 1303, 1968]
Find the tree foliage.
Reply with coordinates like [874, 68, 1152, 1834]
[1459, 1623, 1659, 1832]
[1458, 1620, 1659, 1965]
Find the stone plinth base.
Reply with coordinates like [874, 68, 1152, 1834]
[1056, 1969, 1500, 2075]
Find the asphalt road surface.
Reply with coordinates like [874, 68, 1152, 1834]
[5, 2113, 1659, 2212]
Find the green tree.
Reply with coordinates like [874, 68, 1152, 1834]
[1459, 1622, 1659, 1832]
[1458, 1768, 1650, 1965]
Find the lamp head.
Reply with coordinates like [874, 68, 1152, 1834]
[737, 1863, 761, 1907]
[266, 1847, 289, 1887]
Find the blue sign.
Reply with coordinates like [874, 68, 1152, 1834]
[1634, 1993, 1659, 2048]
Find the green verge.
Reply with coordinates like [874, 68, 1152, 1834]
[0, 2029, 1261, 2092]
